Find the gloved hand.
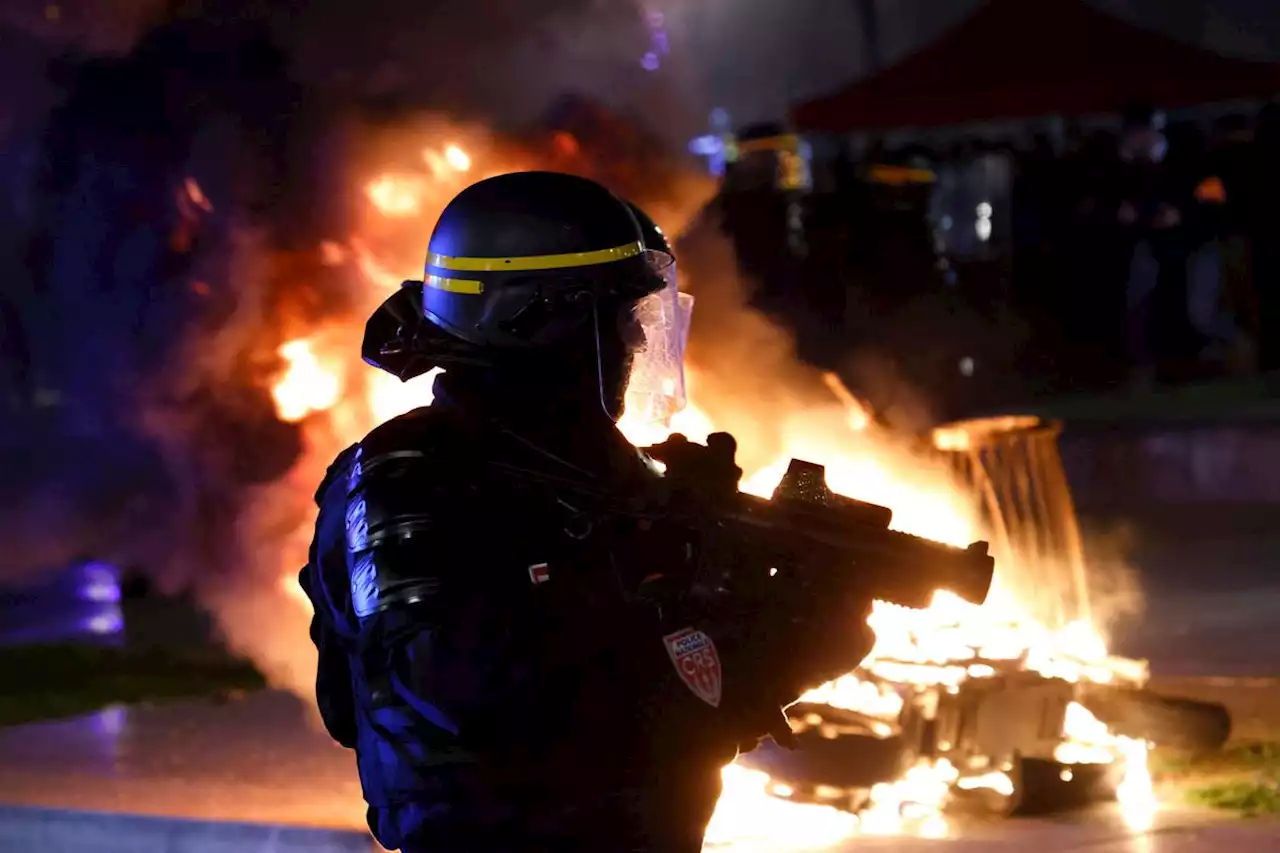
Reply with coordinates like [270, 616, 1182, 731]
[643, 432, 742, 507]
[740, 592, 876, 737]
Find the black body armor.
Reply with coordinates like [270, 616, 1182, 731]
[300, 387, 768, 852]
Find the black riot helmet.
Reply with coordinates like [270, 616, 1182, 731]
[420, 171, 671, 348]
[625, 200, 672, 256]
[363, 172, 684, 420]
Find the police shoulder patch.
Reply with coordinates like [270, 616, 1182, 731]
[662, 627, 722, 708]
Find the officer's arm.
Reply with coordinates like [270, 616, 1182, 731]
[344, 414, 526, 742]
[343, 415, 481, 625]
[301, 446, 360, 749]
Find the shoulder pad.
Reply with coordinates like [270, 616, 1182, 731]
[313, 408, 471, 505]
[315, 444, 359, 505]
[356, 405, 477, 480]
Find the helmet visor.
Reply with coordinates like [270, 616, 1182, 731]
[622, 260, 691, 425]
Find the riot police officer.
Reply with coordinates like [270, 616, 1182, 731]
[300, 171, 875, 852]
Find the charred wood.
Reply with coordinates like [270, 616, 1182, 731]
[1081, 684, 1232, 753]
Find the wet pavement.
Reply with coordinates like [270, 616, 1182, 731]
[829, 818, 1280, 852]
[0, 689, 1276, 852]
[0, 691, 365, 831]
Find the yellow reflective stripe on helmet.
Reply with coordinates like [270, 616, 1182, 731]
[425, 274, 484, 294]
[428, 241, 643, 273]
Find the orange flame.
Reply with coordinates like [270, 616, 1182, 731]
[366, 175, 425, 217]
[271, 340, 342, 423]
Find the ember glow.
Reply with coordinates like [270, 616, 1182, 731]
[259, 124, 1157, 847]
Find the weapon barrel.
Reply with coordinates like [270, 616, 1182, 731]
[772, 492, 895, 532]
[728, 494, 994, 609]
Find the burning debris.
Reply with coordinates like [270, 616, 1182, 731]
[717, 417, 1229, 841]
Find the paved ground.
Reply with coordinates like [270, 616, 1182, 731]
[830, 819, 1280, 852]
[0, 692, 365, 831]
[0, 689, 1276, 852]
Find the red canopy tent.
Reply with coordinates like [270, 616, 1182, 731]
[792, 0, 1280, 132]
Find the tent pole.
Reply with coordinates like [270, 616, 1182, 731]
[854, 0, 883, 73]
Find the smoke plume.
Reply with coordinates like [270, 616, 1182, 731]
[0, 0, 705, 693]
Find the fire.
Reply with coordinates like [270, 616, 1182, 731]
[259, 130, 1157, 846]
[704, 765, 858, 850]
[271, 340, 342, 423]
[431, 144, 472, 174]
[1058, 701, 1157, 831]
[844, 592, 1145, 691]
[366, 175, 425, 217]
[859, 759, 955, 838]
